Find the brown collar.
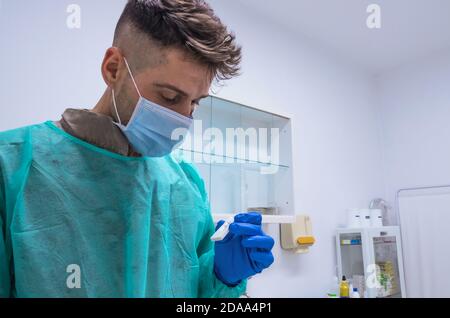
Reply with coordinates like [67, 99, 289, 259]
[58, 108, 140, 157]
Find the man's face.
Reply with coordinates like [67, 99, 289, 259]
[104, 47, 211, 123]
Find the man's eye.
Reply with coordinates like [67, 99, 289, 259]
[163, 96, 178, 103]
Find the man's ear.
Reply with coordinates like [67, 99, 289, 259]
[101, 47, 124, 87]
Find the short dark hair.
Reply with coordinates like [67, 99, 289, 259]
[114, 0, 242, 82]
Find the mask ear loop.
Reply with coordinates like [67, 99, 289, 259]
[111, 89, 122, 126]
[111, 57, 142, 126]
[123, 57, 143, 98]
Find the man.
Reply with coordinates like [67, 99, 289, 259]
[0, 0, 274, 298]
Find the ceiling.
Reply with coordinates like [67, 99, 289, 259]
[236, 0, 450, 74]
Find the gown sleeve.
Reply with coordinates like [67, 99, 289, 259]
[0, 127, 33, 298]
[177, 158, 247, 298]
[0, 164, 12, 298]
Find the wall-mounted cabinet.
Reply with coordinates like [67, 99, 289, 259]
[179, 96, 295, 223]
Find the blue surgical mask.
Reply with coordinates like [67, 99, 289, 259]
[112, 58, 193, 157]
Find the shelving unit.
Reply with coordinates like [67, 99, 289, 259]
[179, 96, 295, 224]
[336, 226, 406, 298]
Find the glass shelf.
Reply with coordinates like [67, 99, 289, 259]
[179, 148, 290, 169]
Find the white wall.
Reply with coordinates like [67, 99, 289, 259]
[208, 1, 385, 297]
[0, 1, 386, 297]
[0, 0, 126, 129]
[377, 52, 450, 297]
[377, 49, 450, 223]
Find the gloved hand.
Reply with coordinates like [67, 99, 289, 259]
[214, 212, 275, 286]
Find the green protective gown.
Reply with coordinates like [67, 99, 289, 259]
[0, 121, 246, 298]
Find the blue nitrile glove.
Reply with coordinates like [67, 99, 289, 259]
[214, 212, 275, 286]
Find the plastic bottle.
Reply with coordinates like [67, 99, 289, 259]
[327, 276, 339, 298]
[352, 288, 361, 298]
[339, 276, 350, 298]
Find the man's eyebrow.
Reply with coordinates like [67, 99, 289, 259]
[153, 83, 188, 97]
[153, 83, 209, 100]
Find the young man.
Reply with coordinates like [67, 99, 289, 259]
[0, 0, 274, 297]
